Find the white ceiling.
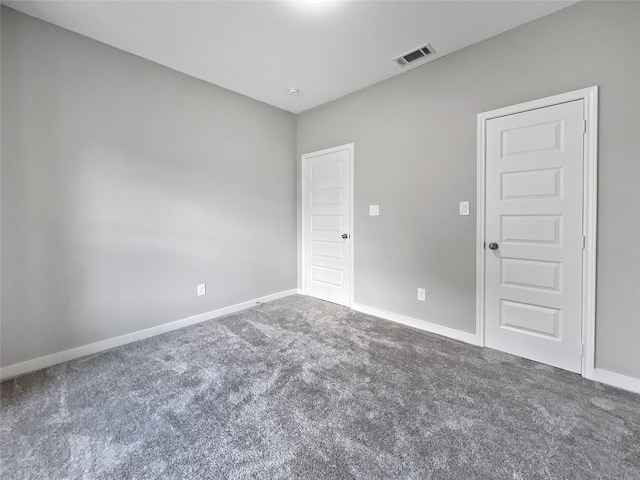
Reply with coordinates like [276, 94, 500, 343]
[4, 0, 578, 113]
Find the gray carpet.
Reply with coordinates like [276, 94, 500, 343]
[1, 295, 639, 479]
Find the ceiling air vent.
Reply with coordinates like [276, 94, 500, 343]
[394, 43, 435, 67]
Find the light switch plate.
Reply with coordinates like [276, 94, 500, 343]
[369, 205, 380, 216]
[459, 201, 470, 216]
[417, 288, 426, 302]
[197, 283, 206, 296]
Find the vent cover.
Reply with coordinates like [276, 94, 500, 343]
[394, 43, 435, 67]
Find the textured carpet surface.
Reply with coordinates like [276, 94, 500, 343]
[1, 295, 639, 479]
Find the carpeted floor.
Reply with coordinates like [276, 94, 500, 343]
[1, 295, 639, 479]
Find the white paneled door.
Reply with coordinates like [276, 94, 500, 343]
[303, 145, 352, 307]
[484, 100, 585, 373]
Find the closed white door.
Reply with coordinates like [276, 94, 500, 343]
[303, 145, 352, 307]
[484, 100, 584, 373]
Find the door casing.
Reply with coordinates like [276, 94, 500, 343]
[301, 143, 354, 307]
[476, 86, 598, 379]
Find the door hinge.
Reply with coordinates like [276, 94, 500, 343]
[583, 120, 587, 134]
[582, 235, 586, 249]
[483, 242, 486, 249]
[581, 343, 585, 358]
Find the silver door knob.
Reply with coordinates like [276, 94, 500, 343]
[488, 242, 499, 250]
[342, 234, 349, 239]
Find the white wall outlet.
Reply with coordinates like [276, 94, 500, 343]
[197, 283, 206, 296]
[459, 201, 470, 216]
[417, 288, 426, 302]
[369, 204, 380, 216]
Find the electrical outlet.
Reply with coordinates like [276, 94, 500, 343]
[197, 283, 206, 296]
[417, 288, 426, 302]
[459, 201, 470, 216]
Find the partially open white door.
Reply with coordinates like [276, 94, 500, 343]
[484, 100, 585, 373]
[302, 144, 352, 307]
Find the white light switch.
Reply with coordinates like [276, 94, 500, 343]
[197, 283, 206, 296]
[369, 205, 380, 216]
[459, 201, 470, 216]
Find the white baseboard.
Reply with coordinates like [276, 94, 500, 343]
[351, 302, 478, 345]
[0, 288, 299, 381]
[351, 302, 640, 394]
[589, 368, 640, 394]
[6, 289, 636, 395]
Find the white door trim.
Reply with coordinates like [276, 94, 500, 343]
[301, 143, 354, 307]
[476, 86, 598, 379]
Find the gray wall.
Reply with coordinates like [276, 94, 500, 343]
[297, 1, 640, 378]
[1, 7, 297, 367]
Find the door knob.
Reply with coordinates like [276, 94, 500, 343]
[342, 234, 349, 239]
[488, 242, 499, 250]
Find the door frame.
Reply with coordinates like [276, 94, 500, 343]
[301, 143, 355, 307]
[476, 86, 598, 379]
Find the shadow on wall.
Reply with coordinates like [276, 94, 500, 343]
[16, 142, 279, 351]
